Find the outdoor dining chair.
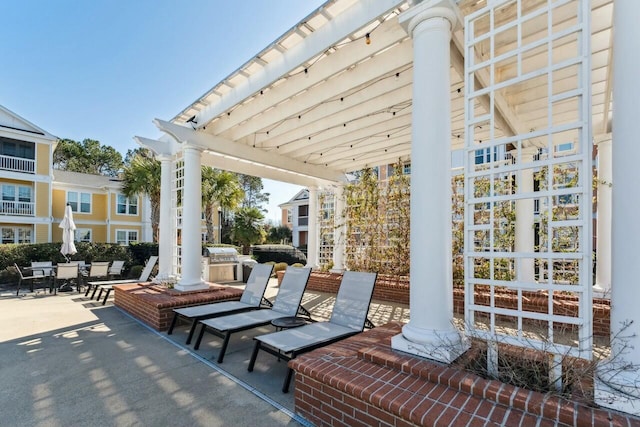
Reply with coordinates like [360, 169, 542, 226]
[193, 266, 312, 363]
[248, 270, 377, 392]
[167, 263, 274, 345]
[14, 263, 42, 295]
[54, 263, 80, 295]
[108, 260, 125, 279]
[81, 262, 110, 296]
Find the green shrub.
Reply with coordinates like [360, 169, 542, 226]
[128, 265, 143, 279]
[274, 262, 288, 274]
[127, 242, 158, 267]
[251, 245, 306, 265]
[291, 263, 304, 268]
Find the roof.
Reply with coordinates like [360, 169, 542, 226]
[0, 104, 58, 142]
[163, 0, 612, 185]
[52, 170, 123, 190]
[278, 188, 309, 208]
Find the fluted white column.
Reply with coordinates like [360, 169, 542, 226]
[595, 0, 640, 415]
[175, 145, 207, 291]
[515, 149, 537, 283]
[306, 186, 319, 269]
[593, 138, 612, 297]
[156, 155, 173, 281]
[330, 184, 346, 273]
[391, 0, 467, 363]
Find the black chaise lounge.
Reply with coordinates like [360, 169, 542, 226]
[193, 266, 312, 363]
[167, 263, 274, 344]
[248, 270, 377, 392]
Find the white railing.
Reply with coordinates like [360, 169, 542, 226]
[0, 155, 35, 174]
[0, 201, 35, 216]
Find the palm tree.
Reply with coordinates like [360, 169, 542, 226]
[121, 153, 161, 242]
[201, 166, 244, 243]
[232, 206, 266, 254]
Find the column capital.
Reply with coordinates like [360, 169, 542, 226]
[156, 153, 173, 162]
[399, 0, 461, 36]
[181, 141, 206, 153]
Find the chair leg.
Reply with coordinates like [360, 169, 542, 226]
[84, 284, 92, 297]
[217, 332, 232, 363]
[167, 313, 178, 335]
[101, 289, 112, 305]
[283, 368, 294, 393]
[94, 287, 102, 300]
[194, 324, 206, 350]
[16, 278, 21, 296]
[248, 341, 261, 372]
[185, 320, 199, 345]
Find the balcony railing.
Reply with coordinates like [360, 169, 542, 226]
[0, 154, 35, 174]
[0, 201, 35, 216]
[298, 216, 309, 226]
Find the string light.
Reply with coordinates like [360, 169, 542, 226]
[365, 33, 371, 45]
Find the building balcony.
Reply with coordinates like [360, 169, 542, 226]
[298, 216, 308, 226]
[0, 155, 35, 174]
[0, 201, 35, 216]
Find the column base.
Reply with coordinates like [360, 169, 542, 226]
[391, 323, 468, 364]
[174, 280, 208, 292]
[593, 283, 611, 299]
[305, 263, 318, 270]
[595, 363, 640, 416]
[329, 268, 345, 274]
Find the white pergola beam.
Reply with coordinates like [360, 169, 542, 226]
[155, 119, 346, 183]
[194, 0, 406, 130]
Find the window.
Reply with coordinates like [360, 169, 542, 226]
[116, 230, 138, 245]
[474, 147, 499, 165]
[0, 137, 35, 159]
[403, 163, 411, 175]
[286, 208, 292, 224]
[1, 226, 32, 243]
[75, 228, 92, 242]
[67, 191, 91, 213]
[298, 205, 309, 217]
[117, 194, 138, 215]
[1, 184, 33, 215]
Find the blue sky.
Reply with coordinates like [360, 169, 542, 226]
[0, 0, 325, 223]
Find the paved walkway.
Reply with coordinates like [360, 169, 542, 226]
[0, 280, 411, 427]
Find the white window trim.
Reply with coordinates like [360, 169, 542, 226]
[116, 229, 139, 246]
[1, 226, 33, 244]
[75, 228, 92, 242]
[116, 193, 139, 216]
[67, 191, 92, 214]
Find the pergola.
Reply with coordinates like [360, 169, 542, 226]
[137, 0, 640, 415]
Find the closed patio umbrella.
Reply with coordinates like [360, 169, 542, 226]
[59, 203, 77, 262]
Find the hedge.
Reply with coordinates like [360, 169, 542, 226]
[251, 245, 307, 265]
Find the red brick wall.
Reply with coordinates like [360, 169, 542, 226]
[291, 323, 637, 427]
[114, 283, 243, 331]
[284, 272, 611, 337]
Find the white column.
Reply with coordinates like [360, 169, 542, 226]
[515, 149, 536, 283]
[391, 0, 467, 363]
[593, 139, 612, 297]
[306, 186, 319, 269]
[156, 155, 173, 281]
[595, 1, 640, 415]
[330, 184, 346, 273]
[175, 145, 207, 291]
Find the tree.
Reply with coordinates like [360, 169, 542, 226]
[231, 207, 266, 254]
[201, 166, 244, 243]
[266, 225, 292, 244]
[237, 174, 270, 211]
[53, 138, 123, 177]
[121, 154, 161, 242]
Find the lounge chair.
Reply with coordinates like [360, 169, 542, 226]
[167, 263, 274, 345]
[248, 270, 377, 392]
[193, 266, 312, 363]
[108, 260, 125, 278]
[88, 256, 158, 305]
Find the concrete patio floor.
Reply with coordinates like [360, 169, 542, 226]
[0, 279, 410, 426]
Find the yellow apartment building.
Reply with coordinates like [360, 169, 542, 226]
[51, 170, 152, 244]
[0, 105, 57, 243]
[1, 104, 152, 245]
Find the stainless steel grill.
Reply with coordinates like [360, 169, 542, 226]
[204, 247, 239, 283]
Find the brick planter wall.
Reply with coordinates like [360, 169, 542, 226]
[114, 283, 243, 331]
[283, 272, 611, 337]
[290, 323, 639, 427]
